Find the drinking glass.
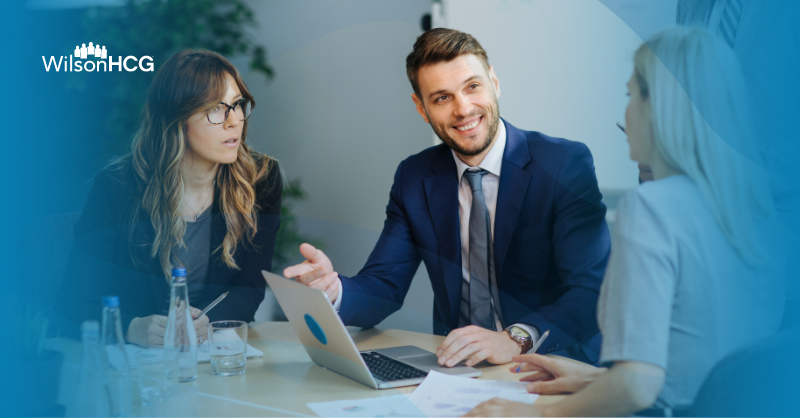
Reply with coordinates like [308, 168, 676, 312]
[207, 321, 248, 376]
[136, 349, 178, 406]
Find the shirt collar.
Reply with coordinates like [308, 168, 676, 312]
[452, 119, 506, 181]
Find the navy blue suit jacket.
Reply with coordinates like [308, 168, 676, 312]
[339, 120, 610, 361]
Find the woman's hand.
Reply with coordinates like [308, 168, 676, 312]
[510, 354, 606, 394]
[463, 398, 542, 417]
[190, 307, 210, 345]
[126, 315, 168, 347]
[126, 308, 209, 347]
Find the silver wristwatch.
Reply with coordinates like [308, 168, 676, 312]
[506, 325, 533, 353]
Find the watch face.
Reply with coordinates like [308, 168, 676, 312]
[511, 327, 530, 339]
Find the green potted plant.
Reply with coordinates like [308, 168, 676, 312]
[77, 0, 274, 158]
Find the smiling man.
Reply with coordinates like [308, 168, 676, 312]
[283, 28, 610, 366]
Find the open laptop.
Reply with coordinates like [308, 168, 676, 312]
[263, 270, 481, 389]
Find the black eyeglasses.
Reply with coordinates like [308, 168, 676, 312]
[206, 98, 252, 124]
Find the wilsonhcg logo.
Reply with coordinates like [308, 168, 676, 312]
[43, 42, 154, 72]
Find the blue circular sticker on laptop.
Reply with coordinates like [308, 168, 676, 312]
[304, 314, 327, 345]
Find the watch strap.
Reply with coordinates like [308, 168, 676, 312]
[506, 326, 534, 353]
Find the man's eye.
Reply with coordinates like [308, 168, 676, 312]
[469, 83, 479, 89]
[436, 96, 447, 102]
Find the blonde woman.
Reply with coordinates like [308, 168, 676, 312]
[467, 27, 783, 417]
[56, 49, 281, 346]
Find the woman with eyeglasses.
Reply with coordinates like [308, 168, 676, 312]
[466, 26, 783, 417]
[55, 49, 281, 347]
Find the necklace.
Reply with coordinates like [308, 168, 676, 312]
[186, 181, 215, 221]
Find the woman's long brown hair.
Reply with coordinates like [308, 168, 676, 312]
[129, 48, 271, 280]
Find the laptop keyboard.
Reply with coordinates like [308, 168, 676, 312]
[361, 351, 428, 382]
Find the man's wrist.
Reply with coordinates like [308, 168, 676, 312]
[501, 330, 523, 355]
[331, 276, 343, 311]
[505, 325, 534, 354]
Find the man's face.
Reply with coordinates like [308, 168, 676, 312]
[412, 54, 501, 158]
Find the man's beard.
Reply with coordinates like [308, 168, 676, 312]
[428, 101, 501, 157]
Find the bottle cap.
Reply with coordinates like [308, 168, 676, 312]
[102, 296, 120, 308]
[171, 267, 187, 277]
[81, 320, 100, 334]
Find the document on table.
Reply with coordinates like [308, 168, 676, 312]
[406, 370, 539, 417]
[307, 394, 424, 417]
[305, 371, 539, 417]
[106, 340, 263, 369]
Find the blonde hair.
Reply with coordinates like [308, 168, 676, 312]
[129, 49, 271, 280]
[634, 27, 775, 266]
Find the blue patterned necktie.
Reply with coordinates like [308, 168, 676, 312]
[719, 0, 743, 47]
[458, 169, 494, 330]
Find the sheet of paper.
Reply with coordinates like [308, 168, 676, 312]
[307, 394, 424, 417]
[406, 370, 539, 417]
[106, 341, 263, 369]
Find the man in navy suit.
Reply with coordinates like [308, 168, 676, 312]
[282, 28, 610, 365]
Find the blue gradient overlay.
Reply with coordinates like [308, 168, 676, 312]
[3, 1, 798, 416]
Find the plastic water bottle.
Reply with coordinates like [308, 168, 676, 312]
[101, 296, 132, 416]
[77, 320, 111, 417]
[164, 268, 197, 382]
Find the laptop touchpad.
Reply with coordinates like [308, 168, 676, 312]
[398, 353, 441, 370]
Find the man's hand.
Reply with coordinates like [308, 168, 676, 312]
[436, 326, 521, 367]
[126, 315, 167, 347]
[189, 306, 210, 345]
[283, 243, 340, 303]
[463, 398, 542, 417]
[510, 353, 606, 394]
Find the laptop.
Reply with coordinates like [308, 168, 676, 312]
[263, 270, 482, 389]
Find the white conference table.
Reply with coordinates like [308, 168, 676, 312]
[54, 322, 562, 417]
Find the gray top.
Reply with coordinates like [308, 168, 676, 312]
[597, 175, 783, 409]
[163, 208, 213, 314]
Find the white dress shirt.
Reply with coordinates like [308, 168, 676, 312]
[334, 121, 539, 351]
[451, 122, 540, 348]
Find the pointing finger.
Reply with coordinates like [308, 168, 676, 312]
[299, 243, 326, 264]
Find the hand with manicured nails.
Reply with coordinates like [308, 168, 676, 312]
[436, 325, 521, 367]
[510, 353, 606, 394]
[282, 243, 341, 303]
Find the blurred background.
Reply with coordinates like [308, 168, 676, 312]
[4, 2, 797, 415]
[10, 0, 683, 336]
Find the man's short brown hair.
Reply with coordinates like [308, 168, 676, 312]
[405, 28, 490, 99]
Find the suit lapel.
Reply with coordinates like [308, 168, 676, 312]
[423, 149, 462, 328]
[494, 121, 532, 286]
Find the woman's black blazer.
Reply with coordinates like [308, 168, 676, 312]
[55, 157, 282, 336]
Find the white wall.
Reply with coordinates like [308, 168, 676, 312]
[240, 0, 680, 331]
[239, 0, 436, 333]
[441, 0, 676, 192]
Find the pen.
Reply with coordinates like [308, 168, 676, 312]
[197, 291, 229, 319]
[515, 329, 550, 373]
